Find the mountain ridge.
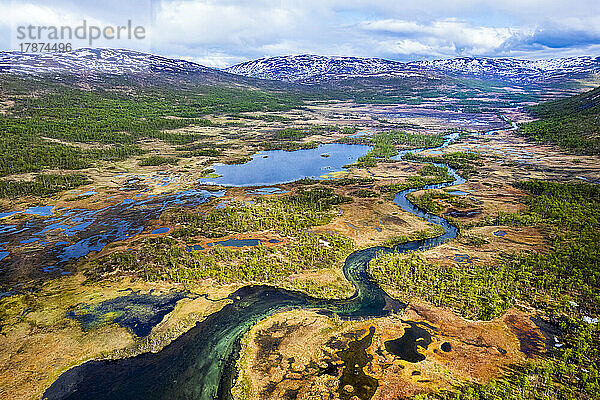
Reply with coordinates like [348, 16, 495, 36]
[226, 54, 600, 84]
[224, 54, 406, 82]
[520, 85, 600, 154]
[0, 48, 216, 76]
[2, 48, 599, 86]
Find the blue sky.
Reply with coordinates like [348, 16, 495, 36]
[2, 0, 599, 67]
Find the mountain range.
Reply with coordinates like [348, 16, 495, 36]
[1, 48, 599, 85]
[226, 54, 600, 84]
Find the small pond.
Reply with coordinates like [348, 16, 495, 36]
[207, 238, 262, 248]
[246, 187, 289, 195]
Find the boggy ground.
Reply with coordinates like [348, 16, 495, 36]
[1, 102, 599, 400]
[232, 306, 548, 400]
[227, 108, 600, 400]
[311, 195, 434, 248]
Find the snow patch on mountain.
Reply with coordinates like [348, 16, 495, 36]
[408, 56, 600, 83]
[224, 54, 405, 82]
[0, 48, 214, 75]
[226, 54, 600, 84]
[2, 49, 598, 84]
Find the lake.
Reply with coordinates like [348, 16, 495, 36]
[198, 143, 372, 187]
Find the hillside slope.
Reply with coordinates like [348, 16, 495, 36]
[0, 48, 215, 75]
[521, 86, 600, 154]
[224, 54, 405, 82]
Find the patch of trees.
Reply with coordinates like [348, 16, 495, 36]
[371, 180, 600, 399]
[521, 86, 600, 154]
[0, 174, 90, 198]
[139, 155, 179, 166]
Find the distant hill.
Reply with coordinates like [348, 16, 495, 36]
[0, 48, 215, 75]
[3, 49, 599, 87]
[409, 56, 600, 84]
[224, 54, 409, 82]
[521, 86, 600, 154]
[226, 54, 600, 85]
[0, 48, 278, 88]
[1, 48, 595, 112]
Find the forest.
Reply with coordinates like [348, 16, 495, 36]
[339, 131, 445, 167]
[0, 75, 306, 179]
[520, 86, 600, 154]
[0, 173, 90, 198]
[258, 125, 356, 151]
[402, 151, 482, 178]
[379, 163, 455, 196]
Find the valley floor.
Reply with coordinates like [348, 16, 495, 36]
[1, 102, 599, 400]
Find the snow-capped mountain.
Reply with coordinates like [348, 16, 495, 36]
[226, 54, 600, 84]
[224, 55, 406, 82]
[408, 56, 600, 83]
[0, 48, 215, 75]
[2, 49, 599, 85]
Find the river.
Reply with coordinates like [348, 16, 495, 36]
[44, 129, 476, 400]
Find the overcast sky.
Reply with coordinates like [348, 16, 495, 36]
[2, 0, 599, 68]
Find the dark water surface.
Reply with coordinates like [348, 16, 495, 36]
[206, 238, 262, 248]
[337, 326, 379, 400]
[44, 130, 475, 400]
[384, 322, 433, 363]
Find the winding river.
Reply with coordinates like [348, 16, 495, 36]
[44, 131, 469, 400]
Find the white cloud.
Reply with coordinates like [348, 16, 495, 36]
[153, 1, 306, 47]
[1, 3, 99, 27]
[375, 39, 438, 56]
[361, 19, 521, 57]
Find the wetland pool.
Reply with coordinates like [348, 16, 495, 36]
[206, 238, 262, 247]
[67, 290, 193, 337]
[0, 189, 224, 287]
[198, 143, 372, 187]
